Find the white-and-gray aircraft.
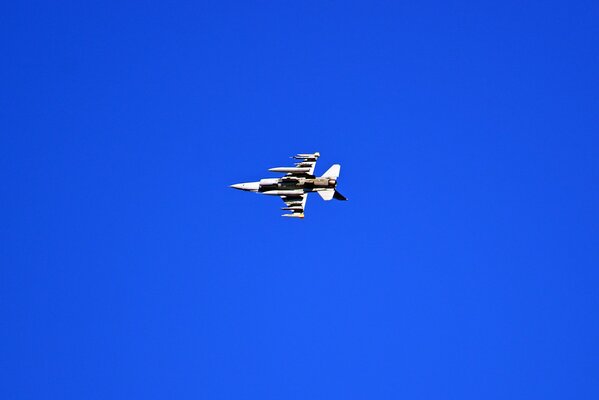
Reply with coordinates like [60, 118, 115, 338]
[230, 152, 347, 218]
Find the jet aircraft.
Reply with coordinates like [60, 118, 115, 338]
[230, 152, 347, 218]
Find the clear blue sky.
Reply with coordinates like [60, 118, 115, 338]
[2, 1, 598, 399]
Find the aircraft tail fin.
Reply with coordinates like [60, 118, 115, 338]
[320, 164, 340, 179]
[318, 164, 347, 201]
[333, 190, 347, 201]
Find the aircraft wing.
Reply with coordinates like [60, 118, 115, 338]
[291, 152, 319, 176]
[280, 193, 308, 218]
[266, 152, 319, 177]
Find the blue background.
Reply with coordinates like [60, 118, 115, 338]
[2, 1, 599, 398]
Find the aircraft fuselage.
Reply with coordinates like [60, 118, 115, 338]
[230, 177, 337, 194]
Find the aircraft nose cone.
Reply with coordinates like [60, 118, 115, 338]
[230, 181, 260, 191]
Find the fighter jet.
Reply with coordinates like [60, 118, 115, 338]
[230, 152, 347, 218]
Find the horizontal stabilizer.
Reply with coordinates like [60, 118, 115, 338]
[321, 164, 340, 179]
[317, 189, 335, 201]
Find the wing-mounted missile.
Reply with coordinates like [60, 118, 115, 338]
[282, 213, 304, 218]
[281, 206, 304, 211]
[268, 167, 311, 173]
[291, 152, 320, 160]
